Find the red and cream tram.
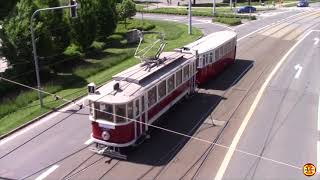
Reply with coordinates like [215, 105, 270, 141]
[86, 31, 237, 159]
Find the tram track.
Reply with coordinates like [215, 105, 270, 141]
[51, 10, 320, 179]
[3, 10, 319, 180]
[135, 10, 320, 180]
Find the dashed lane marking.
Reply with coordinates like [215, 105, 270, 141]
[35, 165, 59, 180]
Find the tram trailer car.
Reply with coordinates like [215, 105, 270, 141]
[86, 31, 237, 159]
[181, 31, 237, 85]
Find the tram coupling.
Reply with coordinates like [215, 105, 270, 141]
[89, 144, 127, 160]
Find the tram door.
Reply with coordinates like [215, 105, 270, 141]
[191, 61, 196, 93]
[135, 96, 147, 138]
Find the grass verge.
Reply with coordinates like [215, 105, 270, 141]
[0, 19, 202, 136]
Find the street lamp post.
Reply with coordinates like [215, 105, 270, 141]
[30, 2, 77, 108]
[212, 0, 216, 16]
[188, 0, 192, 35]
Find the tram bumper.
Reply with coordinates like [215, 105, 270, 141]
[89, 145, 127, 160]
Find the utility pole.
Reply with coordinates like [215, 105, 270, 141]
[188, 0, 192, 35]
[212, 0, 216, 16]
[30, 0, 78, 108]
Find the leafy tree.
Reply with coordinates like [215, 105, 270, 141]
[0, 0, 19, 20]
[117, 0, 136, 27]
[69, 0, 98, 51]
[1, 0, 43, 75]
[1, 0, 67, 77]
[96, 0, 118, 41]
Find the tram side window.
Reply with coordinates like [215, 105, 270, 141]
[202, 55, 205, 66]
[141, 95, 145, 112]
[148, 87, 157, 107]
[89, 100, 94, 117]
[194, 61, 196, 73]
[176, 70, 182, 86]
[215, 49, 219, 60]
[97, 103, 114, 122]
[167, 75, 175, 93]
[115, 104, 126, 123]
[127, 102, 133, 119]
[209, 52, 213, 63]
[183, 65, 189, 81]
[158, 80, 166, 100]
[135, 99, 140, 117]
[198, 56, 202, 68]
[219, 47, 223, 58]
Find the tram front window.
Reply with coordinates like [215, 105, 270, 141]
[95, 102, 114, 122]
[115, 104, 126, 123]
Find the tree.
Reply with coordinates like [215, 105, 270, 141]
[117, 0, 136, 27]
[96, 0, 118, 41]
[1, 0, 44, 76]
[1, 0, 67, 77]
[0, 0, 19, 20]
[69, 0, 98, 51]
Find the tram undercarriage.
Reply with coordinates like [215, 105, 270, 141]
[89, 133, 151, 160]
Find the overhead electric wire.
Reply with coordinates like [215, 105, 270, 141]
[0, 76, 302, 171]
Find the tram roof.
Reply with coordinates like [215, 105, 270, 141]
[183, 31, 237, 54]
[88, 51, 195, 104]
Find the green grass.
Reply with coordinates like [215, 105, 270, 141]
[0, 19, 202, 136]
[138, 7, 257, 20]
[213, 17, 242, 26]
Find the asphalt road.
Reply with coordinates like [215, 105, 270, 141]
[0, 6, 319, 180]
[221, 26, 320, 180]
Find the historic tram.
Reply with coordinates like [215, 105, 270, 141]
[86, 31, 237, 159]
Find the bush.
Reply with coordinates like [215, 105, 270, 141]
[116, 19, 155, 33]
[63, 43, 84, 58]
[213, 17, 242, 26]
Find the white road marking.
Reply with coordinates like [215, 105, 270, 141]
[294, 64, 303, 79]
[317, 141, 320, 171]
[0, 10, 316, 146]
[314, 37, 319, 45]
[214, 30, 318, 180]
[35, 165, 59, 180]
[84, 138, 93, 145]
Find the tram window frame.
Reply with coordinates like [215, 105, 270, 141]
[167, 74, 175, 93]
[148, 86, 157, 107]
[89, 100, 94, 117]
[209, 52, 213, 63]
[135, 99, 140, 117]
[115, 104, 126, 123]
[183, 65, 189, 81]
[215, 49, 219, 60]
[97, 102, 114, 123]
[202, 55, 205, 66]
[176, 69, 182, 86]
[206, 54, 209, 64]
[158, 80, 167, 100]
[219, 46, 223, 58]
[194, 61, 196, 73]
[127, 101, 134, 120]
[198, 56, 202, 68]
[141, 95, 145, 112]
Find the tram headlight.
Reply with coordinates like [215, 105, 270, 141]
[101, 131, 110, 141]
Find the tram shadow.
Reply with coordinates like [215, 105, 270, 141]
[127, 92, 223, 166]
[202, 59, 254, 90]
[126, 59, 254, 166]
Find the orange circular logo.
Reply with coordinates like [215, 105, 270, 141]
[303, 163, 316, 176]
